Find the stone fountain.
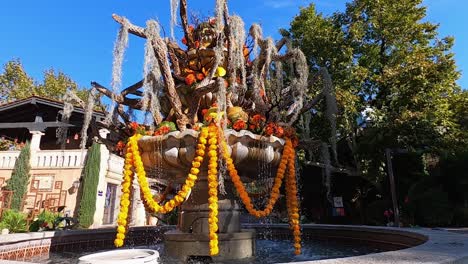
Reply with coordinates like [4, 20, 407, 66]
[138, 129, 284, 261]
[76, 0, 325, 262]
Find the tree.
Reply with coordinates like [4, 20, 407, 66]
[0, 59, 90, 103]
[5, 141, 31, 211]
[288, 0, 462, 180]
[77, 142, 101, 228]
[0, 59, 35, 102]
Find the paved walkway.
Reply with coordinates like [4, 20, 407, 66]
[287, 227, 468, 264]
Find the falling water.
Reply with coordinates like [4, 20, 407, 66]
[216, 78, 228, 195]
[256, 138, 273, 240]
[79, 87, 97, 149]
[321, 68, 338, 164]
[106, 19, 129, 125]
[320, 142, 332, 204]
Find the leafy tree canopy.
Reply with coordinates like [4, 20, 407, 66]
[0, 59, 90, 103]
[288, 0, 465, 180]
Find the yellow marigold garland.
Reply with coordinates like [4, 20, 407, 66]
[131, 127, 209, 214]
[114, 142, 135, 247]
[207, 124, 220, 256]
[115, 123, 301, 255]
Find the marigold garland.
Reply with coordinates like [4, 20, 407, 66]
[114, 141, 135, 247]
[207, 124, 219, 256]
[221, 135, 301, 254]
[115, 123, 301, 255]
[220, 136, 292, 218]
[286, 145, 301, 255]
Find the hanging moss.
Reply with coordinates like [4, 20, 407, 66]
[5, 141, 31, 211]
[77, 142, 101, 228]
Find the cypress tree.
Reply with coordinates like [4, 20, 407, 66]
[5, 141, 31, 211]
[77, 142, 101, 228]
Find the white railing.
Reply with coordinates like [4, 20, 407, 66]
[33, 150, 87, 168]
[0, 149, 87, 169]
[0, 151, 20, 169]
[108, 153, 124, 175]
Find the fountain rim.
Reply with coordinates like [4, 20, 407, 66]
[2, 224, 468, 264]
[138, 128, 285, 147]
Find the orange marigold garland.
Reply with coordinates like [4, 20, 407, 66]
[207, 124, 219, 256]
[221, 136, 291, 218]
[114, 142, 135, 247]
[285, 140, 301, 255]
[116, 121, 301, 255]
[221, 134, 301, 254]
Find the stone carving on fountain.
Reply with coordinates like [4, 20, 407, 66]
[138, 130, 285, 261]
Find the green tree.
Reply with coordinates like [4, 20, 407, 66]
[289, 0, 462, 180]
[5, 141, 31, 211]
[77, 142, 101, 228]
[0, 59, 91, 103]
[0, 59, 35, 102]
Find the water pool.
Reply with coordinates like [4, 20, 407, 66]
[42, 239, 383, 264]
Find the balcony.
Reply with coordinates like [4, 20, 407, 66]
[0, 149, 124, 171]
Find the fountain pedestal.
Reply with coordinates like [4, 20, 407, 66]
[138, 130, 284, 261]
[165, 172, 255, 261]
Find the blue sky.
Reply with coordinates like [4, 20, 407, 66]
[0, 0, 467, 90]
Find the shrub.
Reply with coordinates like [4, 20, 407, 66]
[77, 143, 101, 228]
[0, 210, 28, 233]
[405, 177, 453, 226]
[29, 210, 61, 232]
[5, 141, 31, 210]
[365, 200, 392, 225]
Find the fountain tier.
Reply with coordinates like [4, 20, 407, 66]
[138, 129, 284, 261]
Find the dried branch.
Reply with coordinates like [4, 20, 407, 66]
[179, 0, 193, 46]
[112, 13, 189, 130]
[299, 93, 324, 116]
[121, 79, 144, 96]
[112, 14, 146, 39]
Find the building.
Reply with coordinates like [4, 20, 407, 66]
[0, 96, 145, 227]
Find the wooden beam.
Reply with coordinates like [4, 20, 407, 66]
[0, 121, 75, 131]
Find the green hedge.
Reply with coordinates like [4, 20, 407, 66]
[77, 143, 101, 228]
[5, 141, 31, 211]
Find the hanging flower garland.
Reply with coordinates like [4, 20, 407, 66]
[115, 120, 301, 255]
[114, 142, 135, 247]
[207, 123, 220, 255]
[286, 145, 301, 255]
[220, 136, 301, 254]
[114, 127, 208, 247]
[221, 137, 292, 218]
[132, 127, 209, 214]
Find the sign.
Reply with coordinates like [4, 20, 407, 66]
[333, 196, 343, 208]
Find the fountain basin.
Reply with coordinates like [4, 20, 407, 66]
[138, 129, 284, 181]
[137, 129, 286, 261]
[2, 225, 468, 263]
[78, 249, 159, 264]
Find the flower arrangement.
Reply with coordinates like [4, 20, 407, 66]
[114, 116, 301, 255]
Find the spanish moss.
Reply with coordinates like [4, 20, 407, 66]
[106, 20, 129, 125]
[321, 142, 332, 204]
[170, 0, 179, 40]
[322, 68, 338, 163]
[80, 88, 97, 149]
